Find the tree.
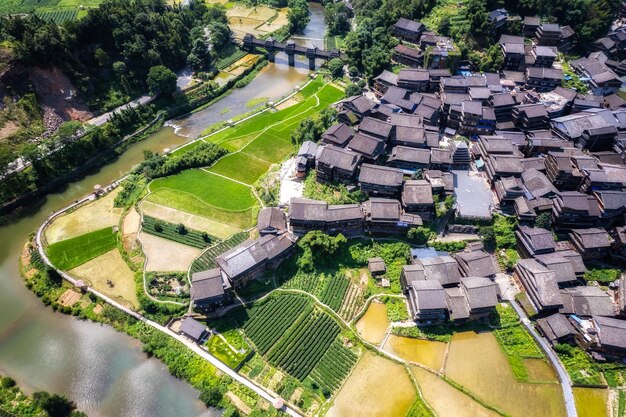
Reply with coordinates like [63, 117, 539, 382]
[493, 214, 517, 250]
[94, 47, 109, 67]
[348, 65, 358, 78]
[199, 385, 223, 407]
[147, 65, 177, 96]
[33, 392, 76, 417]
[324, 2, 351, 35]
[407, 227, 433, 245]
[208, 21, 230, 49]
[344, 83, 362, 97]
[176, 223, 187, 234]
[328, 58, 344, 79]
[535, 212, 552, 230]
[291, 118, 321, 145]
[287, 0, 310, 34]
[154, 222, 164, 233]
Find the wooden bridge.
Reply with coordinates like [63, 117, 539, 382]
[242, 33, 346, 70]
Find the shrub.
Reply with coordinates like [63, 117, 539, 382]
[584, 268, 621, 284]
[407, 227, 433, 245]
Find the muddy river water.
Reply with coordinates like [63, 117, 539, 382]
[0, 4, 325, 416]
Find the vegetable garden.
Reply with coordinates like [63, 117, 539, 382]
[190, 231, 249, 273]
[242, 294, 348, 383]
[35, 9, 77, 23]
[318, 274, 350, 312]
[142, 215, 215, 249]
[266, 310, 340, 381]
[243, 294, 312, 355]
[309, 339, 358, 394]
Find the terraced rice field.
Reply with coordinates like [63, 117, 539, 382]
[151, 77, 342, 232]
[46, 226, 118, 270]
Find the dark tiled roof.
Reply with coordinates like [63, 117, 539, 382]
[461, 277, 498, 310]
[402, 180, 433, 205]
[359, 164, 404, 186]
[560, 286, 615, 317]
[454, 250, 499, 277]
[180, 317, 208, 341]
[594, 316, 626, 349]
[323, 123, 354, 146]
[317, 145, 361, 171]
[537, 313, 575, 342]
[358, 117, 393, 138]
[191, 268, 229, 301]
[257, 207, 287, 234]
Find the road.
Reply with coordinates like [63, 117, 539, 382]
[34, 195, 302, 417]
[509, 301, 578, 417]
[86, 95, 153, 126]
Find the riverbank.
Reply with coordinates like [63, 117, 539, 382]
[19, 237, 291, 417]
[0, 372, 87, 417]
[0, 55, 268, 223]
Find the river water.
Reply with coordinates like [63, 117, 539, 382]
[0, 4, 325, 416]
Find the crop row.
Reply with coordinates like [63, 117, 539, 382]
[35, 9, 77, 23]
[268, 312, 340, 381]
[190, 231, 248, 273]
[338, 284, 362, 321]
[318, 274, 350, 311]
[281, 273, 319, 293]
[142, 215, 215, 249]
[243, 295, 311, 355]
[309, 339, 358, 392]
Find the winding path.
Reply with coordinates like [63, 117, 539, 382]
[509, 301, 578, 417]
[34, 198, 303, 417]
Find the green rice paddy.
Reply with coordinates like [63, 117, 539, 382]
[46, 226, 118, 270]
[148, 77, 343, 231]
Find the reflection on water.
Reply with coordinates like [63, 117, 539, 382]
[355, 302, 389, 345]
[383, 335, 447, 371]
[445, 332, 566, 417]
[327, 351, 415, 417]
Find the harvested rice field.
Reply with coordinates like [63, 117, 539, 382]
[69, 249, 139, 308]
[139, 232, 202, 272]
[45, 189, 122, 244]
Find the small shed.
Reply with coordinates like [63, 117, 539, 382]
[179, 317, 209, 343]
[368, 257, 386, 276]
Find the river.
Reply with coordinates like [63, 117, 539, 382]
[0, 4, 325, 416]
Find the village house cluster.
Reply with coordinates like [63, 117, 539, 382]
[188, 12, 626, 359]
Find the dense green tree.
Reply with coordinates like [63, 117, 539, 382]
[328, 58, 344, 78]
[324, 2, 351, 35]
[147, 65, 177, 96]
[199, 385, 223, 407]
[287, 0, 310, 33]
[407, 227, 433, 245]
[345, 83, 363, 97]
[535, 212, 553, 230]
[32, 391, 75, 417]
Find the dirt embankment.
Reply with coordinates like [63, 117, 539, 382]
[27, 67, 93, 134]
[0, 61, 93, 140]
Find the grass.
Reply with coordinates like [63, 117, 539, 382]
[46, 226, 118, 270]
[491, 304, 543, 382]
[147, 79, 341, 233]
[149, 169, 256, 210]
[555, 344, 605, 386]
[146, 189, 254, 230]
[207, 334, 250, 369]
[583, 268, 621, 284]
[384, 297, 409, 322]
